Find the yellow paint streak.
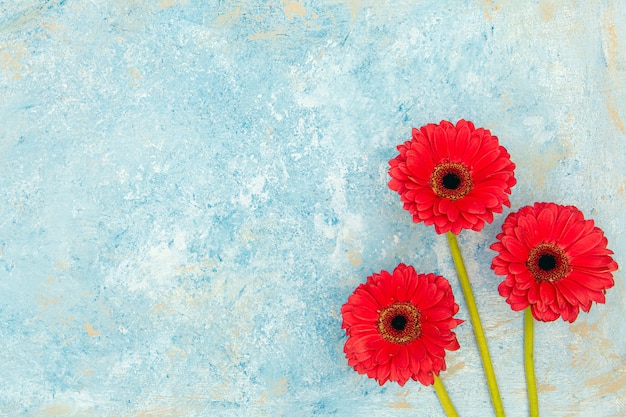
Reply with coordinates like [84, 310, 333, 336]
[585, 364, 626, 395]
[84, 323, 101, 337]
[602, 7, 625, 132]
[603, 11, 619, 71]
[607, 96, 625, 132]
[284, 1, 306, 20]
[216, 7, 242, 27]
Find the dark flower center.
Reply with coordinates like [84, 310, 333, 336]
[527, 243, 570, 282]
[538, 254, 557, 271]
[430, 162, 473, 200]
[377, 302, 421, 344]
[391, 315, 407, 331]
[442, 173, 461, 190]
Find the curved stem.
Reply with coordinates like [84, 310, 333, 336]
[446, 232, 505, 417]
[525, 308, 539, 417]
[433, 375, 459, 417]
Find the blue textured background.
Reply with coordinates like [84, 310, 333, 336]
[0, 1, 624, 416]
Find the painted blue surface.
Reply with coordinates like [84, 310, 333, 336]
[0, 1, 624, 416]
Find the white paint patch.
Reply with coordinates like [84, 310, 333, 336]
[106, 231, 188, 298]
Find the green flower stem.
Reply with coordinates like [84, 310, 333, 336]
[525, 307, 539, 417]
[433, 375, 459, 417]
[446, 232, 505, 417]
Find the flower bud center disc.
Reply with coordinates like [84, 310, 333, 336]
[431, 162, 473, 200]
[527, 243, 570, 282]
[378, 302, 421, 344]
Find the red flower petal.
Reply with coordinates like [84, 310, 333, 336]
[409, 340, 427, 361]
[565, 232, 604, 257]
[539, 282, 556, 305]
[422, 308, 455, 322]
[501, 235, 529, 260]
[388, 120, 516, 234]
[491, 202, 618, 322]
[341, 264, 462, 386]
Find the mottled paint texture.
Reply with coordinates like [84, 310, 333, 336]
[0, 1, 624, 416]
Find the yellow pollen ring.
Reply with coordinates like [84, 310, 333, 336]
[377, 302, 421, 344]
[430, 162, 473, 200]
[526, 243, 570, 282]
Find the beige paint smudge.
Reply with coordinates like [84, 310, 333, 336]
[55, 259, 70, 270]
[603, 8, 620, 72]
[136, 408, 189, 417]
[40, 404, 73, 416]
[284, 1, 306, 20]
[84, 323, 101, 337]
[606, 96, 625, 132]
[388, 389, 412, 409]
[347, 248, 362, 266]
[158, 0, 187, 9]
[166, 349, 188, 360]
[0, 42, 29, 79]
[602, 6, 626, 132]
[538, 383, 557, 393]
[445, 360, 466, 376]
[258, 378, 288, 405]
[153, 303, 174, 314]
[585, 364, 626, 395]
[334, 0, 362, 21]
[216, 7, 242, 27]
[129, 69, 142, 87]
[39, 297, 59, 312]
[500, 91, 512, 113]
[481, 0, 502, 20]
[538, 0, 555, 22]
[529, 144, 569, 190]
[570, 321, 599, 338]
[272, 378, 288, 395]
[569, 321, 616, 368]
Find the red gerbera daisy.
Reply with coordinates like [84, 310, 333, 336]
[491, 202, 618, 323]
[388, 120, 516, 234]
[341, 263, 463, 386]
